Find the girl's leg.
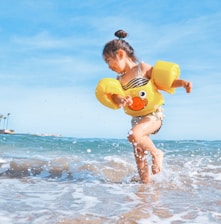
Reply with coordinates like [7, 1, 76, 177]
[133, 145, 151, 183]
[140, 136, 163, 175]
[128, 116, 163, 183]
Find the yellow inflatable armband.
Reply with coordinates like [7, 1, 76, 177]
[95, 78, 125, 109]
[152, 61, 180, 94]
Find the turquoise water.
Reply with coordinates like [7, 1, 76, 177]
[0, 134, 220, 223]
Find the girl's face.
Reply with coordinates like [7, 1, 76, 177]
[104, 50, 126, 74]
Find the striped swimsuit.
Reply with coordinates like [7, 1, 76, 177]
[119, 63, 149, 90]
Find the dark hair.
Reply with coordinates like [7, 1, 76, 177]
[102, 29, 138, 62]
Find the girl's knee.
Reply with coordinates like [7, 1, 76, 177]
[127, 128, 139, 143]
[127, 129, 133, 143]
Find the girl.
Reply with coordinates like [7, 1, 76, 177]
[102, 30, 192, 183]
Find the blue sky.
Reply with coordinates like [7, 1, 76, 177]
[0, 0, 220, 140]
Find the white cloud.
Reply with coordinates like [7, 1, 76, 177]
[12, 32, 68, 49]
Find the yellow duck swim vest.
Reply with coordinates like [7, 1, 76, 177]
[95, 61, 180, 117]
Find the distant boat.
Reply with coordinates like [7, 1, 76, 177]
[0, 129, 15, 134]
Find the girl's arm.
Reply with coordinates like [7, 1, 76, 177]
[171, 79, 192, 93]
[112, 94, 133, 108]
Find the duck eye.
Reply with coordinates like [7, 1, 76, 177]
[139, 90, 147, 99]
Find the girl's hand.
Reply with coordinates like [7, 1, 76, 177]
[183, 81, 192, 93]
[112, 94, 133, 108]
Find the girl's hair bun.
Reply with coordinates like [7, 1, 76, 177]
[114, 30, 128, 39]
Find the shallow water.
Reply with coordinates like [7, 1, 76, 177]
[0, 134, 220, 223]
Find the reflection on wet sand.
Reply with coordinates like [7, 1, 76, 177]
[56, 185, 165, 224]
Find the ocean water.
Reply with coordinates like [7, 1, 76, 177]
[0, 134, 220, 224]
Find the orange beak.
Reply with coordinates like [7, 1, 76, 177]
[128, 97, 147, 111]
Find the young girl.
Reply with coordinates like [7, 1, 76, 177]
[101, 30, 192, 184]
